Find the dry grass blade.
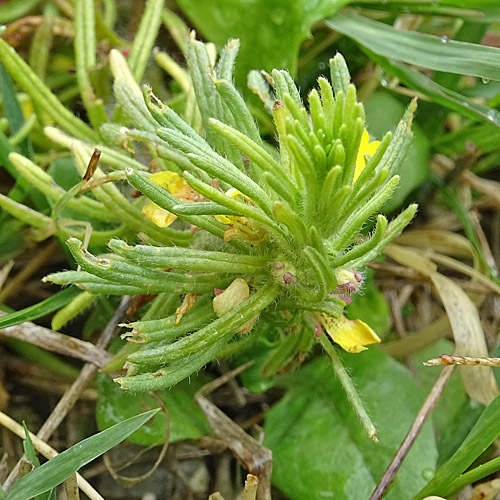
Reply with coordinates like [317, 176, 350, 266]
[209, 493, 226, 500]
[0, 241, 58, 303]
[2, 296, 131, 491]
[469, 478, 500, 500]
[430, 272, 498, 405]
[243, 474, 259, 500]
[385, 244, 499, 405]
[396, 229, 477, 260]
[0, 315, 113, 367]
[424, 355, 500, 367]
[64, 473, 80, 500]
[379, 315, 450, 359]
[0, 261, 14, 291]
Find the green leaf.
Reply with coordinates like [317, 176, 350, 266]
[414, 391, 500, 499]
[0, 287, 81, 329]
[128, 0, 165, 82]
[0, 63, 33, 160]
[327, 12, 500, 81]
[5, 409, 159, 500]
[355, 1, 500, 21]
[264, 352, 437, 500]
[22, 423, 53, 500]
[22, 422, 41, 468]
[0, 38, 97, 142]
[96, 373, 212, 445]
[0, 0, 42, 23]
[176, 0, 351, 90]
[368, 51, 500, 128]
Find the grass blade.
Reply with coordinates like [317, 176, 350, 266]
[0, 0, 42, 23]
[22, 423, 52, 500]
[413, 392, 500, 499]
[327, 12, 500, 81]
[0, 63, 33, 160]
[0, 287, 81, 329]
[5, 409, 159, 500]
[367, 51, 500, 128]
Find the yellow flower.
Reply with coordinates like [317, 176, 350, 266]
[142, 171, 200, 227]
[215, 188, 267, 243]
[354, 129, 380, 182]
[315, 312, 381, 353]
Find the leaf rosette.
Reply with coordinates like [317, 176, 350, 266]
[37, 38, 417, 396]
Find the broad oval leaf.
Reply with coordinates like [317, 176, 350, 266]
[176, 0, 352, 90]
[96, 373, 211, 445]
[264, 351, 437, 500]
[5, 409, 159, 500]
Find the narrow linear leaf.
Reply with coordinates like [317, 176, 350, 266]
[0, 63, 33, 160]
[0, 38, 97, 141]
[327, 12, 500, 81]
[5, 409, 159, 500]
[0, 287, 81, 329]
[366, 52, 500, 128]
[0, 0, 42, 23]
[414, 392, 500, 499]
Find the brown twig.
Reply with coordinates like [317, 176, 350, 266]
[3, 296, 131, 492]
[0, 241, 59, 303]
[196, 362, 272, 500]
[0, 315, 113, 367]
[368, 365, 455, 500]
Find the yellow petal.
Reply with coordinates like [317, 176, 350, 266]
[150, 170, 200, 201]
[215, 189, 247, 225]
[318, 313, 381, 353]
[216, 214, 233, 224]
[354, 129, 380, 182]
[149, 171, 184, 192]
[142, 202, 177, 227]
[143, 171, 201, 227]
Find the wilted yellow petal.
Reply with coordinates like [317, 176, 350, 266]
[213, 278, 249, 316]
[355, 129, 380, 182]
[142, 202, 177, 227]
[318, 313, 381, 353]
[213, 278, 255, 333]
[142, 171, 201, 227]
[176, 293, 198, 324]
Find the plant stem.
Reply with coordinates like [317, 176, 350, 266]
[318, 333, 378, 441]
